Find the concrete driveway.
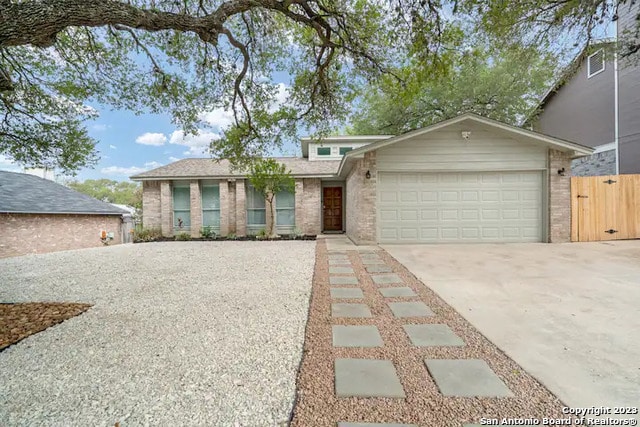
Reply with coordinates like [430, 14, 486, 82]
[384, 241, 640, 416]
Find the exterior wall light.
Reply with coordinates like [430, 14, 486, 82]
[557, 168, 566, 176]
[365, 170, 371, 179]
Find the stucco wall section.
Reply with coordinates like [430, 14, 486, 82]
[235, 180, 246, 236]
[160, 181, 173, 237]
[549, 149, 572, 243]
[190, 180, 202, 238]
[571, 150, 616, 177]
[345, 152, 377, 244]
[302, 178, 321, 235]
[0, 213, 122, 258]
[142, 181, 161, 229]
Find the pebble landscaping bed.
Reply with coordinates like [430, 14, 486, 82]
[290, 239, 577, 427]
[0, 302, 91, 351]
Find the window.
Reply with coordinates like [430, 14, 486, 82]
[246, 184, 266, 227]
[276, 190, 295, 226]
[201, 185, 220, 229]
[172, 185, 191, 230]
[587, 49, 605, 78]
[317, 147, 331, 156]
[339, 147, 353, 155]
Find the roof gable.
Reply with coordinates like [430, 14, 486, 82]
[0, 171, 129, 215]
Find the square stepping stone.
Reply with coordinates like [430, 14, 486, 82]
[332, 325, 383, 347]
[335, 359, 405, 398]
[388, 302, 434, 317]
[329, 259, 351, 265]
[331, 288, 364, 299]
[338, 423, 417, 427]
[362, 258, 385, 265]
[379, 287, 416, 298]
[372, 274, 403, 285]
[329, 254, 349, 259]
[360, 253, 381, 259]
[366, 265, 392, 273]
[332, 303, 372, 318]
[330, 266, 355, 274]
[330, 276, 359, 285]
[403, 324, 465, 347]
[424, 359, 513, 397]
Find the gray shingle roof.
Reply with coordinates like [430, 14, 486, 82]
[130, 157, 341, 180]
[0, 171, 129, 215]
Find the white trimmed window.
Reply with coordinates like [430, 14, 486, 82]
[246, 184, 266, 229]
[587, 49, 605, 78]
[275, 190, 295, 227]
[172, 184, 191, 230]
[201, 185, 220, 229]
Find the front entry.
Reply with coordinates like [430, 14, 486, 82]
[323, 187, 343, 231]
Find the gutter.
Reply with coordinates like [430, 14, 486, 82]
[0, 211, 127, 216]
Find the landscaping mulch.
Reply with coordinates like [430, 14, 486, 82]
[0, 302, 92, 351]
[289, 240, 577, 427]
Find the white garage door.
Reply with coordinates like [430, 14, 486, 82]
[378, 171, 543, 243]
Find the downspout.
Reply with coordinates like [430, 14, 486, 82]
[614, 19, 620, 174]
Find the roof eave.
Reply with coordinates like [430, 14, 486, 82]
[0, 210, 126, 216]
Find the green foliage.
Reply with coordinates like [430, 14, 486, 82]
[226, 232, 237, 240]
[175, 232, 191, 241]
[134, 226, 162, 242]
[200, 226, 216, 238]
[256, 228, 268, 239]
[292, 227, 303, 239]
[350, 43, 556, 134]
[67, 179, 142, 210]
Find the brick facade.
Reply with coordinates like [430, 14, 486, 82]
[220, 180, 230, 236]
[160, 181, 172, 237]
[142, 181, 160, 230]
[345, 151, 377, 244]
[548, 149, 572, 243]
[301, 178, 321, 235]
[0, 213, 123, 258]
[235, 180, 246, 236]
[189, 180, 202, 238]
[571, 150, 616, 177]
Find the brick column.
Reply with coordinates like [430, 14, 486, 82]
[229, 180, 237, 234]
[549, 149, 572, 243]
[142, 181, 161, 229]
[294, 179, 304, 233]
[220, 180, 229, 236]
[360, 151, 377, 243]
[303, 178, 322, 235]
[189, 180, 202, 238]
[160, 180, 173, 237]
[235, 180, 246, 236]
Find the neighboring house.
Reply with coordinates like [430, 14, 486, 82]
[0, 171, 129, 258]
[532, 2, 640, 176]
[131, 113, 592, 244]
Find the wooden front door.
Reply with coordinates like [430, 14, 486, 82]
[323, 187, 343, 231]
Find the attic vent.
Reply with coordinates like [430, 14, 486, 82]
[587, 49, 605, 78]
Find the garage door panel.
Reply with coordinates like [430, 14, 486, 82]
[378, 171, 543, 243]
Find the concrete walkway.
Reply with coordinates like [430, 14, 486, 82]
[384, 241, 640, 423]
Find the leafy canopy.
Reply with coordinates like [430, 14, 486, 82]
[1, 0, 636, 173]
[66, 179, 142, 210]
[248, 158, 294, 201]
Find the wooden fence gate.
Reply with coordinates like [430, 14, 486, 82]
[571, 174, 640, 242]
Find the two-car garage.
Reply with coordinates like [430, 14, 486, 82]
[341, 114, 592, 244]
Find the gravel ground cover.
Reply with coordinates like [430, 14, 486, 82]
[0, 302, 92, 351]
[290, 240, 576, 427]
[0, 241, 314, 426]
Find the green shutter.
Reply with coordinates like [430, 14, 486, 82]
[339, 147, 353, 155]
[317, 147, 331, 155]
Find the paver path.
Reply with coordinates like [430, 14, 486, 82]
[290, 240, 576, 427]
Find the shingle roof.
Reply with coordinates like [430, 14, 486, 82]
[130, 157, 341, 179]
[0, 171, 129, 215]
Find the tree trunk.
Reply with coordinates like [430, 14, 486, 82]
[267, 192, 278, 238]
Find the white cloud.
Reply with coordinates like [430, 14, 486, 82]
[198, 108, 234, 129]
[135, 132, 167, 146]
[101, 161, 163, 176]
[0, 154, 20, 172]
[92, 124, 108, 132]
[169, 129, 220, 155]
[109, 144, 117, 150]
[101, 166, 147, 176]
[169, 156, 181, 162]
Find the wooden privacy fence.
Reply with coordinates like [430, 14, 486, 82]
[571, 174, 640, 242]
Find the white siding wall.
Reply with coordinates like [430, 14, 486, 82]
[376, 129, 547, 172]
[309, 142, 371, 161]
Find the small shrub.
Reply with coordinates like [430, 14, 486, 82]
[292, 227, 303, 240]
[227, 232, 237, 240]
[256, 228, 267, 240]
[175, 232, 191, 241]
[134, 226, 162, 242]
[201, 226, 216, 239]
